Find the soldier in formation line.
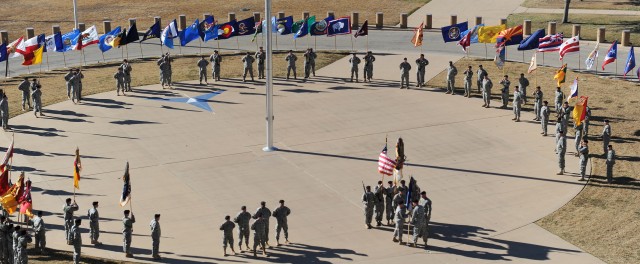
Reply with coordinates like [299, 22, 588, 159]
[349, 53, 361, 82]
[363, 51, 375, 82]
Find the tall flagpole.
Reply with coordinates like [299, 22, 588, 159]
[263, 0, 275, 152]
[139, 42, 144, 58]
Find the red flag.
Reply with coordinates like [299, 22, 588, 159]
[0, 170, 9, 196]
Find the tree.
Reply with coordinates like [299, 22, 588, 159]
[562, 0, 571, 23]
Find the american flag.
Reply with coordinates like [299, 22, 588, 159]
[378, 144, 396, 176]
[538, 33, 564, 52]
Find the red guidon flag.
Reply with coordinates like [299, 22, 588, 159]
[378, 144, 396, 176]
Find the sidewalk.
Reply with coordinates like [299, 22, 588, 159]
[513, 6, 640, 16]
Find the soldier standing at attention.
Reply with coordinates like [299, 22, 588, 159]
[309, 48, 318, 76]
[561, 102, 571, 134]
[0, 93, 8, 130]
[210, 50, 222, 81]
[419, 191, 432, 234]
[385, 181, 394, 226]
[15, 229, 30, 264]
[114, 68, 126, 96]
[71, 219, 82, 264]
[0, 216, 7, 259]
[556, 130, 567, 175]
[578, 140, 589, 181]
[242, 52, 255, 82]
[88, 201, 101, 245]
[554, 86, 564, 114]
[119, 59, 133, 92]
[392, 203, 407, 245]
[303, 48, 315, 80]
[122, 210, 136, 258]
[30, 211, 46, 253]
[63, 198, 79, 245]
[409, 200, 427, 248]
[197, 56, 209, 85]
[512, 86, 523, 122]
[251, 213, 267, 258]
[463, 66, 473, 97]
[555, 117, 563, 152]
[476, 64, 487, 93]
[362, 186, 376, 229]
[165, 54, 173, 87]
[445, 61, 458, 95]
[574, 123, 583, 156]
[272, 200, 291, 245]
[499, 75, 510, 108]
[518, 73, 530, 104]
[349, 53, 361, 82]
[606, 145, 615, 183]
[533, 86, 543, 121]
[415, 54, 429, 88]
[540, 101, 550, 136]
[256, 47, 266, 79]
[159, 58, 171, 89]
[74, 69, 84, 103]
[373, 181, 385, 227]
[363, 51, 375, 82]
[285, 50, 298, 80]
[30, 79, 44, 117]
[602, 120, 611, 154]
[254, 202, 272, 248]
[220, 215, 236, 256]
[150, 214, 161, 260]
[64, 69, 74, 100]
[234, 206, 251, 252]
[17, 77, 31, 111]
[583, 106, 591, 137]
[399, 58, 411, 89]
[482, 75, 493, 108]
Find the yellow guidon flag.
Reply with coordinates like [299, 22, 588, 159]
[74, 147, 82, 189]
[477, 24, 506, 43]
[572, 96, 589, 126]
[411, 22, 424, 47]
[1, 172, 24, 214]
[554, 64, 567, 86]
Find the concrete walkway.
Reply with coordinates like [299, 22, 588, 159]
[513, 6, 640, 16]
[2, 52, 602, 263]
[407, 0, 525, 28]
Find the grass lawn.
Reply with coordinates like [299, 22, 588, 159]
[522, 0, 640, 11]
[428, 57, 640, 264]
[0, 0, 430, 38]
[507, 13, 640, 45]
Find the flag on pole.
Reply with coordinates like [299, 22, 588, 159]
[216, 21, 236, 39]
[180, 18, 201, 46]
[142, 21, 162, 42]
[554, 64, 568, 86]
[518, 28, 545, 50]
[601, 40, 617, 70]
[99, 26, 122, 52]
[19, 179, 33, 217]
[25, 46, 44, 66]
[310, 15, 333, 36]
[0, 172, 24, 214]
[108, 29, 126, 48]
[495, 24, 523, 47]
[45, 32, 64, 53]
[458, 24, 482, 52]
[277, 16, 294, 35]
[0, 44, 7, 63]
[161, 19, 178, 49]
[354, 20, 368, 38]
[0, 170, 9, 196]
[327, 17, 352, 36]
[572, 96, 589, 126]
[251, 20, 263, 42]
[293, 20, 309, 39]
[585, 44, 599, 70]
[0, 136, 14, 173]
[7, 37, 24, 58]
[411, 22, 424, 47]
[198, 16, 215, 40]
[377, 144, 396, 176]
[15, 35, 40, 57]
[559, 35, 580, 60]
[567, 78, 579, 104]
[122, 22, 140, 45]
[441, 22, 468, 42]
[73, 147, 81, 189]
[120, 162, 131, 207]
[528, 52, 537, 73]
[79, 25, 100, 48]
[405, 176, 416, 210]
[538, 33, 563, 52]
[494, 44, 506, 70]
[235, 17, 256, 36]
[623, 46, 636, 77]
[477, 24, 506, 43]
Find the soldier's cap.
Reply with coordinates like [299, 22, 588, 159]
[403, 57, 407, 60]
[241, 205, 246, 210]
[583, 139, 589, 143]
[400, 180, 405, 184]
[387, 181, 393, 184]
[412, 199, 419, 204]
[378, 180, 383, 184]
[608, 144, 613, 148]
[92, 201, 99, 205]
[420, 191, 426, 195]
[155, 214, 161, 218]
[66, 198, 72, 203]
[75, 218, 82, 224]
[604, 119, 609, 123]
[23, 77, 28, 80]
[37, 211, 43, 216]
[279, 200, 285, 204]
[543, 100, 548, 104]
[559, 130, 564, 134]
[479, 64, 483, 67]
[504, 75, 508, 77]
[520, 73, 524, 75]
[260, 201, 266, 206]
[124, 210, 131, 215]
[14, 225, 21, 231]
[32, 78, 37, 82]
[225, 215, 230, 220]
[536, 86, 541, 88]
[20, 230, 27, 236]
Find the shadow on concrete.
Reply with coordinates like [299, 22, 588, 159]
[280, 88, 327, 94]
[110, 119, 161, 125]
[10, 125, 66, 137]
[232, 242, 367, 263]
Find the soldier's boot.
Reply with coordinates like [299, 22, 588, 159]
[262, 249, 268, 256]
[392, 237, 399, 243]
[153, 255, 162, 260]
[557, 169, 564, 175]
[223, 247, 228, 257]
[231, 247, 236, 256]
[126, 253, 134, 258]
[266, 242, 272, 249]
[238, 243, 243, 252]
[276, 239, 280, 246]
[285, 239, 290, 244]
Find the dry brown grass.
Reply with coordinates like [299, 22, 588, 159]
[429, 57, 640, 264]
[522, 0, 640, 10]
[0, 51, 345, 119]
[0, 0, 429, 38]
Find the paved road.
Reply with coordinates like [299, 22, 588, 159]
[513, 6, 640, 15]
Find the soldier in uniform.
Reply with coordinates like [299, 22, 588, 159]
[242, 52, 255, 82]
[602, 120, 611, 154]
[120, 59, 133, 92]
[583, 106, 591, 137]
[303, 48, 316, 80]
[251, 213, 267, 257]
[0, 216, 7, 261]
[30, 211, 46, 253]
[476, 64, 487, 93]
[518, 73, 530, 104]
[409, 200, 427, 248]
[556, 130, 566, 175]
[272, 200, 291, 245]
[349, 53, 361, 82]
[64, 69, 74, 100]
[15, 230, 30, 264]
[445, 61, 458, 95]
[254, 202, 272, 248]
[399, 58, 411, 88]
[578, 140, 589, 181]
[561, 102, 571, 134]
[555, 117, 563, 152]
[31, 79, 44, 117]
[165, 54, 173, 87]
[71, 219, 82, 264]
[11, 225, 20, 263]
[606, 145, 615, 183]
[0, 93, 8, 130]
[114, 68, 126, 96]
[554, 87, 564, 114]
[309, 48, 318, 76]
[415, 54, 429, 88]
[150, 214, 161, 260]
[210, 50, 222, 81]
[197, 56, 209, 85]
[362, 186, 376, 229]
[385, 181, 394, 226]
[159, 58, 171, 89]
[63, 198, 79, 244]
[533, 86, 543, 121]
[392, 203, 407, 244]
[88, 201, 101, 245]
[574, 123, 583, 156]
[73, 69, 84, 103]
[234, 206, 251, 252]
[373, 181, 385, 227]
[256, 47, 266, 79]
[363, 51, 375, 82]
[122, 210, 136, 258]
[220, 215, 236, 256]
[17, 77, 31, 111]
[499, 75, 510, 108]
[285, 50, 298, 80]
[419, 191, 432, 233]
[512, 86, 523, 122]
[463, 66, 473, 97]
[482, 75, 493, 108]
[540, 101, 550, 136]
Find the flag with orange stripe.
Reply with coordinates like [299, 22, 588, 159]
[74, 147, 81, 189]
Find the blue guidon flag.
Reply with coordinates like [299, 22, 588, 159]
[441, 21, 468, 43]
[327, 17, 352, 37]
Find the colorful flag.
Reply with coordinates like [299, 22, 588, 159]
[518, 28, 545, 50]
[216, 21, 236, 39]
[559, 35, 580, 60]
[108, 29, 126, 48]
[354, 20, 368, 38]
[73, 147, 81, 189]
[494, 44, 506, 70]
[585, 44, 599, 70]
[198, 16, 215, 40]
[122, 22, 140, 45]
[161, 19, 178, 49]
[477, 24, 506, 43]
[20, 34, 45, 66]
[277, 16, 294, 35]
[0, 137, 14, 173]
[458, 24, 481, 52]
[496, 24, 523, 47]
[310, 16, 333, 36]
[15, 35, 40, 56]
[572, 96, 589, 126]
[7, 37, 24, 58]
[0, 170, 9, 196]
[538, 33, 563, 52]
[602, 40, 617, 70]
[0, 44, 6, 63]
[294, 20, 308, 39]
[567, 78, 578, 104]
[411, 22, 424, 47]
[180, 18, 201, 46]
[441, 21, 468, 42]
[45, 32, 63, 52]
[60, 29, 81, 52]
[142, 21, 162, 42]
[0, 172, 24, 214]
[235, 17, 256, 36]
[292, 19, 305, 36]
[203, 22, 218, 42]
[528, 52, 537, 73]
[79, 25, 100, 48]
[327, 17, 352, 36]
[405, 176, 416, 210]
[23, 46, 44, 66]
[120, 162, 131, 207]
[378, 144, 396, 176]
[554, 64, 568, 86]
[623, 46, 636, 77]
[19, 179, 33, 217]
[251, 20, 263, 42]
[98, 26, 122, 52]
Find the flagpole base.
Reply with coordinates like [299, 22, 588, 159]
[263, 146, 278, 152]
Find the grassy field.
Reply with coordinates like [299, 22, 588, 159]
[522, 0, 640, 10]
[0, 0, 430, 38]
[508, 13, 640, 45]
[428, 57, 640, 264]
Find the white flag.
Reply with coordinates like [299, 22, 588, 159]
[585, 44, 599, 70]
[528, 52, 537, 73]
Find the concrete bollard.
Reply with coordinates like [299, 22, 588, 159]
[154, 17, 162, 27]
[376, 12, 383, 29]
[179, 15, 187, 30]
[52, 25, 61, 34]
[303, 11, 310, 20]
[351, 12, 359, 29]
[524, 20, 531, 35]
[500, 18, 507, 25]
[475, 16, 483, 26]
[26, 28, 35, 39]
[227, 13, 235, 22]
[622, 30, 631, 46]
[0, 31, 8, 44]
[400, 13, 408, 29]
[572, 24, 581, 37]
[278, 12, 285, 20]
[78, 23, 86, 32]
[103, 21, 112, 34]
[450, 15, 457, 25]
[327, 11, 335, 19]
[129, 18, 136, 28]
[548, 22, 556, 35]
[597, 27, 606, 43]
[426, 14, 433, 29]
[253, 12, 261, 23]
